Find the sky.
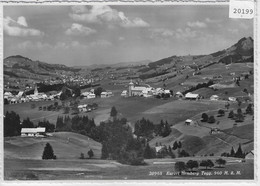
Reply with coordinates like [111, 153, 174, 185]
[3, 5, 253, 66]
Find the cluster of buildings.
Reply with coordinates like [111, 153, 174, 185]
[121, 80, 171, 98]
[81, 89, 113, 99]
[81, 89, 96, 99]
[4, 85, 59, 104]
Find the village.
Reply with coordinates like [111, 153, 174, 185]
[2, 3, 254, 180]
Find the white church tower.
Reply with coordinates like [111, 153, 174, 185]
[128, 80, 134, 97]
[34, 84, 38, 96]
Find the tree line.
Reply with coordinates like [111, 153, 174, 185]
[221, 144, 245, 158]
[174, 158, 227, 175]
[4, 111, 56, 137]
[134, 118, 172, 140]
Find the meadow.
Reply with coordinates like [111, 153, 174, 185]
[4, 157, 253, 180]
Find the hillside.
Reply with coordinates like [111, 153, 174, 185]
[4, 55, 80, 78]
[4, 132, 102, 160]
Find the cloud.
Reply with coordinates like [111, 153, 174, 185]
[69, 5, 150, 28]
[228, 28, 239, 34]
[149, 27, 198, 41]
[90, 40, 112, 47]
[17, 41, 51, 50]
[239, 22, 249, 30]
[4, 16, 44, 37]
[65, 23, 96, 36]
[16, 39, 111, 51]
[119, 36, 125, 41]
[205, 18, 221, 23]
[187, 21, 207, 28]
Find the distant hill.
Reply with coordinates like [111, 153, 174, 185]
[147, 37, 253, 69]
[4, 55, 80, 78]
[76, 59, 151, 70]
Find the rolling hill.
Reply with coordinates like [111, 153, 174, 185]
[4, 55, 80, 78]
[4, 132, 102, 160]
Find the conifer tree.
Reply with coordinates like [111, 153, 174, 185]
[173, 141, 178, 150]
[88, 149, 94, 159]
[42, 143, 56, 160]
[230, 146, 235, 157]
[235, 144, 243, 158]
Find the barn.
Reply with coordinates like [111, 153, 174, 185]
[21, 127, 46, 137]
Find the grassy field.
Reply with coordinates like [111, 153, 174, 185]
[4, 100, 63, 125]
[4, 157, 254, 180]
[4, 132, 102, 160]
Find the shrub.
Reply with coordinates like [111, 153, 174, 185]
[218, 109, 225, 117]
[228, 110, 234, 118]
[215, 158, 226, 167]
[80, 153, 85, 159]
[88, 149, 94, 159]
[200, 159, 214, 170]
[186, 160, 199, 171]
[179, 150, 190, 157]
[175, 161, 186, 175]
[208, 116, 216, 123]
[201, 113, 208, 122]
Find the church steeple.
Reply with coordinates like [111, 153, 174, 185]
[34, 84, 38, 96]
[128, 80, 134, 97]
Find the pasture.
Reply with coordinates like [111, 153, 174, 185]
[4, 157, 253, 180]
[4, 132, 102, 160]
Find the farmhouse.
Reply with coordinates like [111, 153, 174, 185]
[185, 119, 197, 126]
[155, 145, 166, 153]
[21, 127, 46, 137]
[10, 98, 18, 104]
[210, 95, 219, 101]
[81, 92, 96, 99]
[17, 91, 25, 98]
[185, 92, 200, 100]
[245, 150, 254, 159]
[210, 127, 220, 134]
[81, 91, 91, 97]
[228, 97, 237, 102]
[101, 91, 113, 98]
[175, 91, 184, 98]
[87, 93, 96, 99]
[121, 90, 128, 97]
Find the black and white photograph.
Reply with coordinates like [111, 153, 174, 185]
[2, 2, 256, 181]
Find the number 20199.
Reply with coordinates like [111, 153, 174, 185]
[233, 8, 253, 14]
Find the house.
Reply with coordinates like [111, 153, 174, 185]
[21, 127, 46, 137]
[245, 150, 254, 159]
[175, 91, 184, 98]
[101, 91, 113, 98]
[185, 92, 200, 100]
[185, 119, 195, 126]
[17, 91, 25, 98]
[155, 145, 166, 153]
[81, 92, 91, 97]
[210, 127, 220, 134]
[142, 88, 154, 97]
[78, 104, 91, 112]
[10, 98, 18, 104]
[4, 92, 13, 97]
[121, 90, 128, 97]
[164, 89, 171, 95]
[210, 95, 219, 101]
[87, 93, 96, 99]
[228, 97, 237, 102]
